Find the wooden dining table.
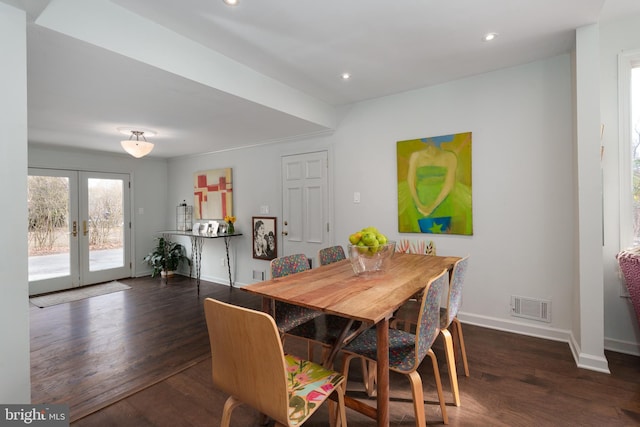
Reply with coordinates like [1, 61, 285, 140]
[242, 252, 460, 427]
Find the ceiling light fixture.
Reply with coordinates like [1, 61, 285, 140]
[223, 0, 239, 5]
[482, 32, 498, 42]
[121, 130, 154, 158]
[341, 72, 351, 80]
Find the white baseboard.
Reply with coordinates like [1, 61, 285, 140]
[458, 312, 615, 373]
[604, 336, 640, 356]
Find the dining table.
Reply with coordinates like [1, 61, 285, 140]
[242, 252, 460, 427]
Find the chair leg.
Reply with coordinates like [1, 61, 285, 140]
[342, 353, 376, 397]
[364, 360, 377, 397]
[406, 371, 426, 427]
[330, 383, 348, 427]
[307, 341, 315, 361]
[320, 344, 331, 366]
[221, 395, 243, 427]
[426, 349, 448, 425]
[452, 317, 469, 377]
[441, 328, 461, 407]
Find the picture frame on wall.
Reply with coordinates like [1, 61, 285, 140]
[252, 216, 277, 260]
[193, 167, 233, 221]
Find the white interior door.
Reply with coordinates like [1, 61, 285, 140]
[281, 151, 329, 267]
[28, 169, 131, 295]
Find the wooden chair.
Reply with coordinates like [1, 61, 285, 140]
[393, 256, 470, 407]
[270, 254, 323, 334]
[318, 245, 346, 266]
[204, 298, 347, 427]
[340, 269, 450, 426]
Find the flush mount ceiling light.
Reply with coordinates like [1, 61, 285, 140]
[341, 72, 351, 80]
[482, 32, 499, 42]
[121, 130, 154, 158]
[223, 0, 239, 5]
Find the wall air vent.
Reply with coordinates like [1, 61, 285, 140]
[510, 295, 551, 323]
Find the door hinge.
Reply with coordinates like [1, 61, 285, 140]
[327, 222, 330, 232]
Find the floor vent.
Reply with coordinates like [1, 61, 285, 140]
[510, 295, 551, 323]
[252, 270, 265, 281]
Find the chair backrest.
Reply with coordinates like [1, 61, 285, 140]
[414, 269, 449, 366]
[270, 253, 310, 278]
[396, 238, 436, 255]
[442, 256, 469, 328]
[318, 245, 346, 266]
[204, 298, 290, 426]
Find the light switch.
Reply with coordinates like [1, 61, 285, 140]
[260, 205, 269, 214]
[353, 192, 361, 203]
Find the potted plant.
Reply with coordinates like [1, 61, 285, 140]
[143, 237, 191, 278]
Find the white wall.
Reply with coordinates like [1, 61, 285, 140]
[600, 14, 640, 355]
[0, 3, 30, 403]
[168, 55, 584, 349]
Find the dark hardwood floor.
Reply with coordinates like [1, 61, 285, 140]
[31, 276, 640, 426]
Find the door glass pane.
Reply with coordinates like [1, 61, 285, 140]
[87, 178, 124, 272]
[28, 175, 70, 281]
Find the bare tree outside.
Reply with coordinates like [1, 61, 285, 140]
[27, 176, 124, 256]
[28, 175, 69, 254]
[87, 178, 124, 249]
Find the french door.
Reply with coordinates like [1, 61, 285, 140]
[28, 169, 131, 295]
[281, 151, 329, 267]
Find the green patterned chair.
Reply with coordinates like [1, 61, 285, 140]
[204, 298, 347, 427]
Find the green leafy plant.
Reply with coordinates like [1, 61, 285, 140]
[143, 237, 191, 278]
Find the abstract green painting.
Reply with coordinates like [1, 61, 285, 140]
[397, 132, 473, 235]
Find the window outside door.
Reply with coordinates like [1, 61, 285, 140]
[28, 169, 131, 295]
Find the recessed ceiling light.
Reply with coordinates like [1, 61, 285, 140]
[482, 32, 498, 42]
[223, 0, 239, 5]
[341, 72, 351, 80]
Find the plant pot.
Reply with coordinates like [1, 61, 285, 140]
[161, 270, 175, 278]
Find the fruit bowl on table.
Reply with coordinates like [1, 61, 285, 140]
[347, 241, 396, 276]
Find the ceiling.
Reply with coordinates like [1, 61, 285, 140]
[6, 0, 640, 158]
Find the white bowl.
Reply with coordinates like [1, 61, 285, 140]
[348, 241, 396, 275]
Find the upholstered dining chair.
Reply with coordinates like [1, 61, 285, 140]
[288, 247, 363, 364]
[340, 269, 450, 426]
[318, 245, 346, 266]
[204, 298, 347, 427]
[393, 255, 470, 407]
[270, 254, 323, 334]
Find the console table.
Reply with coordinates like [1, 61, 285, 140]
[160, 230, 242, 293]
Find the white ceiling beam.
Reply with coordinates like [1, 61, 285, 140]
[35, 0, 336, 130]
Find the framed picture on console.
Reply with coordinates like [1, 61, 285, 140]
[252, 216, 277, 260]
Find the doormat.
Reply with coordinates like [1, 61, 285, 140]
[30, 281, 132, 308]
